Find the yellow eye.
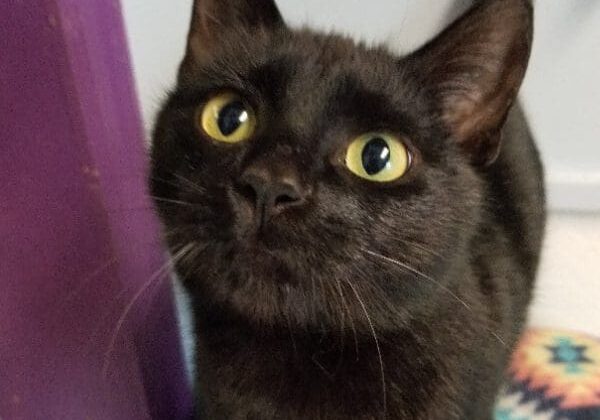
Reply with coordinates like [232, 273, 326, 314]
[345, 133, 410, 182]
[199, 92, 256, 143]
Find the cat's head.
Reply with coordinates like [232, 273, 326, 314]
[150, 0, 533, 331]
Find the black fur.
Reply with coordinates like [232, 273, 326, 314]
[150, 0, 545, 418]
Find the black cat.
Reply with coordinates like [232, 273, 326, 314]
[150, 0, 545, 418]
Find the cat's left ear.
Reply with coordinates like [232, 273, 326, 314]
[406, 0, 533, 166]
[181, 0, 284, 74]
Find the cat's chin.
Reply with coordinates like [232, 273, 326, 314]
[234, 220, 302, 253]
[181, 240, 423, 332]
[235, 244, 298, 285]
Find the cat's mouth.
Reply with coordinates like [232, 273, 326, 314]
[232, 236, 304, 283]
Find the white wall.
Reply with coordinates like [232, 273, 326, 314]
[529, 212, 600, 337]
[122, 0, 600, 211]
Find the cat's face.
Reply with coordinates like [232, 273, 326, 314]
[150, 0, 532, 331]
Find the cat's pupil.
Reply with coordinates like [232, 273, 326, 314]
[218, 101, 247, 136]
[362, 137, 391, 175]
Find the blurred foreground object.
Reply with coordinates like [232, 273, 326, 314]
[0, 1, 191, 418]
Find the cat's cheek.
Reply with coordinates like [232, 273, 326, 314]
[225, 186, 256, 239]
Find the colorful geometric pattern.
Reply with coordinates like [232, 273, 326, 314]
[495, 329, 600, 420]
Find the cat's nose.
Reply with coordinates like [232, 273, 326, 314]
[237, 165, 308, 225]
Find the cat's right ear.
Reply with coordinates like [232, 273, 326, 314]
[180, 0, 284, 74]
[405, 0, 533, 166]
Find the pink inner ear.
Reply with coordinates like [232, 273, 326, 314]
[442, 44, 529, 166]
[409, 0, 533, 165]
[445, 85, 512, 145]
[442, 86, 516, 166]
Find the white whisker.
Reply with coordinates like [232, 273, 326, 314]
[150, 196, 194, 207]
[361, 248, 510, 351]
[362, 248, 471, 310]
[172, 172, 206, 195]
[335, 278, 359, 360]
[102, 243, 195, 376]
[343, 279, 387, 419]
[63, 257, 118, 305]
[490, 330, 507, 348]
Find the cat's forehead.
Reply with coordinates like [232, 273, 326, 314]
[243, 31, 414, 134]
[200, 29, 408, 106]
[273, 31, 404, 98]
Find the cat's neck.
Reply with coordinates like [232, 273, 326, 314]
[193, 308, 463, 419]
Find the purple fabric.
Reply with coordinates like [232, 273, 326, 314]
[0, 1, 192, 418]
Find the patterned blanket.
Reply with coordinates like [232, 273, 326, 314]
[496, 329, 600, 420]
